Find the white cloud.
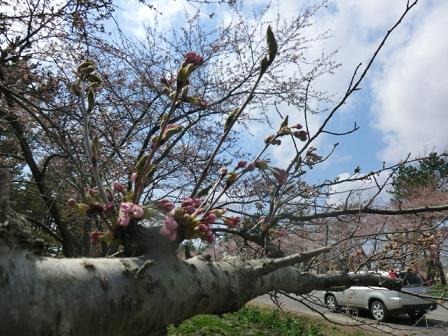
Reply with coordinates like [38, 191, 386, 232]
[118, 0, 448, 168]
[119, 0, 201, 38]
[328, 171, 391, 206]
[371, 1, 448, 162]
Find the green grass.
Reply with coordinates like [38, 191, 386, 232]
[431, 283, 448, 299]
[168, 306, 368, 336]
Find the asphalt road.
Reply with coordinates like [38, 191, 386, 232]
[252, 292, 448, 336]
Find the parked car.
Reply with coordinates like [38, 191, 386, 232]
[324, 272, 437, 322]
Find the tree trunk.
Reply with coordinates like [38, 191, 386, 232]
[0, 225, 403, 336]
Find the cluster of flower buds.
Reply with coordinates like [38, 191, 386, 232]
[118, 202, 144, 227]
[183, 52, 204, 67]
[305, 147, 322, 166]
[177, 52, 204, 89]
[68, 179, 150, 245]
[264, 135, 281, 146]
[72, 60, 103, 112]
[162, 59, 208, 108]
[67, 187, 104, 216]
[264, 118, 308, 147]
[158, 195, 240, 243]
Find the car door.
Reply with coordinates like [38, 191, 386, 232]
[328, 289, 348, 307]
[345, 286, 371, 308]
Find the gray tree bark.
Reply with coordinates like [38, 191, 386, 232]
[0, 169, 403, 335]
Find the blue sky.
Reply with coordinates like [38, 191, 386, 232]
[115, 0, 448, 198]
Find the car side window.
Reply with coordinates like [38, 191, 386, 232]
[399, 272, 422, 286]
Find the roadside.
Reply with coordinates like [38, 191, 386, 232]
[251, 293, 448, 336]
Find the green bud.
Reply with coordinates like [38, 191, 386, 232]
[277, 126, 290, 136]
[196, 184, 213, 197]
[162, 124, 183, 141]
[280, 115, 289, 129]
[226, 172, 238, 187]
[255, 160, 268, 170]
[86, 73, 102, 85]
[266, 25, 278, 62]
[224, 108, 239, 132]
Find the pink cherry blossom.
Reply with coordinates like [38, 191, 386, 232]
[132, 204, 144, 218]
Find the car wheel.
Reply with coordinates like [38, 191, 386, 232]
[325, 294, 338, 312]
[370, 300, 388, 322]
[408, 311, 425, 321]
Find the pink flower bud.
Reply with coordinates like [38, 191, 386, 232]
[132, 204, 144, 218]
[271, 167, 288, 185]
[160, 226, 171, 237]
[197, 223, 210, 233]
[67, 198, 77, 208]
[236, 160, 247, 169]
[203, 213, 217, 224]
[118, 215, 130, 227]
[112, 181, 126, 193]
[245, 163, 256, 172]
[103, 202, 114, 214]
[224, 216, 240, 228]
[184, 52, 204, 66]
[120, 202, 134, 213]
[182, 197, 202, 211]
[182, 197, 195, 208]
[293, 130, 308, 141]
[156, 199, 175, 212]
[160, 226, 177, 241]
[291, 123, 303, 129]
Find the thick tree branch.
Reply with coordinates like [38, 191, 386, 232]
[0, 236, 402, 336]
[278, 204, 448, 222]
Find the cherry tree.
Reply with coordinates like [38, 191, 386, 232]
[1, 0, 446, 335]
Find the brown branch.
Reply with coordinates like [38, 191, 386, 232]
[278, 204, 448, 222]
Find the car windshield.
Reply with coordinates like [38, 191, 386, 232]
[399, 272, 422, 286]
